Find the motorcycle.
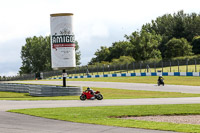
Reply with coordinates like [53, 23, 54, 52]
[157, 78, 164, 86]
[80, 90, 103, 100]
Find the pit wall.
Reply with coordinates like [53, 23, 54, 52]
[50, 72, 200, 80]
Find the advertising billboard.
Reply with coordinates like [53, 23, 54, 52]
[50, 13, 76, 70]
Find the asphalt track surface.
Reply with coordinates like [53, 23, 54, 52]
[1, 80, 200, 133]
[0, 112, 175, 133]
[7, 80, 200, 93]
[0, 98, 191, 133]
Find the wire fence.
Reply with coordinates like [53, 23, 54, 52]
[1, 59, 200, 81]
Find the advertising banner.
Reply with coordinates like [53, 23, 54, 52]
[50, 13, 76, 70]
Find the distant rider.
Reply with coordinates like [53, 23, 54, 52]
[158, 75, 164, 85]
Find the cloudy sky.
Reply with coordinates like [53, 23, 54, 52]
[0, 0, 199, 76]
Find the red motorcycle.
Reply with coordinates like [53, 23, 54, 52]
[80, 90, 103, 100]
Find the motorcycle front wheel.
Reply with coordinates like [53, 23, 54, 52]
[97, 94, 103, 100]
[80, 95, 86, 101]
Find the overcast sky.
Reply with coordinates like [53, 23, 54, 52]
[0, 0, 199, 76]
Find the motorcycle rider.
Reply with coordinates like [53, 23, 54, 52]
[158, 75, 164, 86]
[86, 87, 94, 95]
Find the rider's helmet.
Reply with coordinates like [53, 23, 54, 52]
[87, 87, 90, 91]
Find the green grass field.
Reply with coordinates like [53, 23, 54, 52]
[9, 104, 200, 133]
[1, 86, 200, 100]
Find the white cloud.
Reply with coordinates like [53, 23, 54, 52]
[91, 23, 109, 38]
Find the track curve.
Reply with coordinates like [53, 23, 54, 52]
[1, 80, 200, 133]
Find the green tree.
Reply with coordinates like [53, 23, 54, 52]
[142, 10, 200, 57]
[191, 36, 200, 54]
[75, 41, 81, 65]
[20, 36, 51, 74]
[125, 30, 162, 61]
[89, 46, 110, 64]
[164, 38, 193, 59]
[184, 13, 200, 42]
[89, 41, 134, 64]
[144, 11, 192, 40]
[109, 41, 134, 60]
[19, 36, 81, 74]
[111, 56, 135, 65]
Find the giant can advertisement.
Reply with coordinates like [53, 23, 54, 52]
[50, 13, 76, 70]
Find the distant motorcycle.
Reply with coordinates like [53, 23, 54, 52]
[80, 90, 103, 100]
[158, 76, 164, 86]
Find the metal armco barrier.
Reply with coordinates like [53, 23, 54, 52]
[0, 83, 29, 93]
[29, 85, 82, 96]
[0, 83, 82, 97]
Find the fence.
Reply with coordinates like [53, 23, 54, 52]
[1, 59, 200, 81]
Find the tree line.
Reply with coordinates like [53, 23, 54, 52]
[89, 10, 200, 66]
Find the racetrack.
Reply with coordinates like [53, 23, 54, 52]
[0, 111, 175, 133]
[1, 97, 200, 111]
[5, 80, 200, 93]
[1, 80, 200, 133]
[0, 97, 200, 133]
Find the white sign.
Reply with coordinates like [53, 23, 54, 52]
[50, 13, 76, 70]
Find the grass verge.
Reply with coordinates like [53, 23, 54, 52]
[9, 104, 200, 133]
[1, 87, 200, 100]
